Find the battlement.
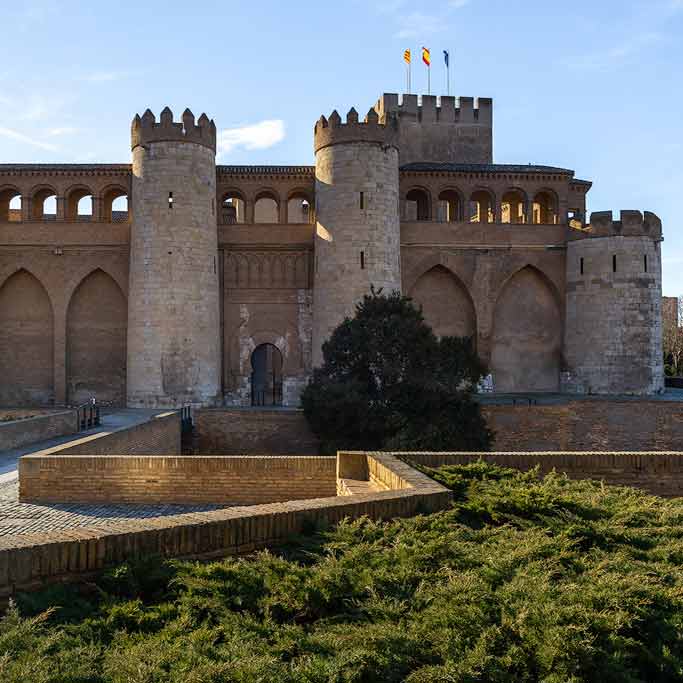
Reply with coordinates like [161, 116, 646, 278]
[375, 93, 493, 126]
[313, 107, 399, 154]
[131, 107, 216, 153]
[574, 210, 663, 239]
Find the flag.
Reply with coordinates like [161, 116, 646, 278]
[422, 47, 431, 66]
[444, 50, 449, 67]
[404, 49, 411, 64]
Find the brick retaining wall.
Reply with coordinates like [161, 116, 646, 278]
[32, 411, 181, 458]
[194, 409, 320, 455]
[2, 453, 451, 597]
[483, 400, 683, 452]
[19, 455, 337, 504]
[404, 451, 683, 497]
[0, 410, 77, 451]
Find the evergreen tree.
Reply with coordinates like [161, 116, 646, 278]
[302, 289, 493, 454]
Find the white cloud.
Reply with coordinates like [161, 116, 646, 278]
[0, 127, 59, 152]
[218, 120, 285, 155]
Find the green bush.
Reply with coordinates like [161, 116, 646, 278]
[302, 289, 492, 454]
[3, 465, 683, 681]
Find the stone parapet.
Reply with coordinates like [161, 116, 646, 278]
[131, 107, 216, 152]
[313, 107, 399, 154]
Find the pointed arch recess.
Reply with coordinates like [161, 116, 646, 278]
[409, 265, 477, 340]
[490, 265, 562, 392]
[66, 269, 127, 405]
[0, 269, 54, 406]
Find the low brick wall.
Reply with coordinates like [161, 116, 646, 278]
[32, 411, 181, 458]
[2, 452, 451, 597]
[483, 400, 683, 452]
[19, 455, 337, 505]
[404, 451, 683, 498]
[0, 410, 77, 452]
[194, 409, 320, 455]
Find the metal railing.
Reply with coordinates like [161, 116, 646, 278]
[250, 376, 283, 407]
[180, 405, 193, 435]
[77, 400, 101, 431]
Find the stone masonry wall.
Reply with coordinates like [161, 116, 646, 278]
[0, 410, 77, 451]
[565, 234, 664, 394]
[483, 400, 683, 452]
[19, 455, 336, 504]
[194, 408, 319, 455]
[313, 137, 401, 366]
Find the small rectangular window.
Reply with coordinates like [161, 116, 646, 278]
[580, 257, 584, 275]
[612, 254, 617, 273]
[360, 192, 365, 210]
[644, 254, 648, 272]
[168, 191, 174, 209]
[360, 251, 365, 270]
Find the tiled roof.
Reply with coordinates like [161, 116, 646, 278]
[400, 162, 576, 175]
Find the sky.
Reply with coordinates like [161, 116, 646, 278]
[1, 0, 682, 294]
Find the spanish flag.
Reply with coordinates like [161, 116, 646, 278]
[404, 49, 411, 64]
[422, 47, 431, 66]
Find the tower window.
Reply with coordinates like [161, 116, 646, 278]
[644, 254, 648, 272]
[612, 254, 617, 273]
[580, 257, 584, 275]
[360, 251, 365, 269]
[360, 192, 365, 210]
[168, 191, 173, 209]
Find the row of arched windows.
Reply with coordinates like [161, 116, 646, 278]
[403, 187, 560, 224]
[0, 185, 129, 223]
[219, 189, 314, 225]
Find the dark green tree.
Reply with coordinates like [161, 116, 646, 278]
[302, 289, 493, 454]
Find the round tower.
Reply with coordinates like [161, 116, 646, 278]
[564, 210, 664, 395]
[312, 106, 401, 366]
[127, 107, 220, 407]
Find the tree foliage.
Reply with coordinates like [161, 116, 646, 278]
[301, 289, 492, 454]
[5, 465, 683, 682]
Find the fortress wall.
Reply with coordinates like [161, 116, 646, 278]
[194, 408, 319, 455]
[483, 400, 683, 453]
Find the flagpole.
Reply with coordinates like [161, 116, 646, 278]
[428, 64, 431, 95]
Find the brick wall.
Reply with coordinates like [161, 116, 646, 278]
[19, 455, 337, 504]
[194, 409, 319, 455]
[34, 411, 180, 457]
[483, 400, 683, 452]
[3, 453, 452, 597]
[0, 410, 77, 451]
[404, 451, 683, 498]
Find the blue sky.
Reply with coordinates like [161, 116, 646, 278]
[1, 0, 682, 294]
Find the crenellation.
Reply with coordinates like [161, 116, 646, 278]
[131, 107, 216, 152]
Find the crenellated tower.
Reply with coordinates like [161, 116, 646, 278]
[127, 107, 220, 407]
[564, 210, 665, 395]
[312, 106, 401, 366]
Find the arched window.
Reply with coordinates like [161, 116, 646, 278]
[220, 193, 246, 224]
[251, 343, 283, 406]
[287, 192, 313, 224]
[501, 189, 527, 224]
[31, 188, 57, 220]
[405, 188, 431, 221]
[438, 189, 462, 223]
[66, 187, 94, 221]
[102, 187, 129, 223]
[469, 190, 494, 224]
[0, 188, 21, 222]
[532, 191, 558, 225]
[254, 192, 279, 224]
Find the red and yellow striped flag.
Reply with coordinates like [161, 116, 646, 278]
[422, 47, 431, 66]
[404, 49, 411, 64]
